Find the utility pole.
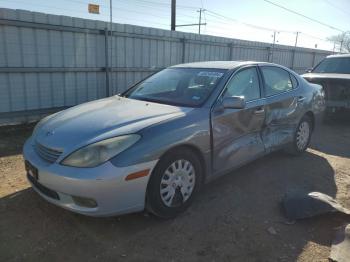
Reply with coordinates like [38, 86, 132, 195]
[291, 31, 299, 70]
[109, 0, 112, 31]
[340, 35, 344, 53]
[197, 8, 205, 34]
[171, 0, 176, 31]
[271, 31, 278, 62]
[272, 31, 276, 46]
[294, 31, 300, 47]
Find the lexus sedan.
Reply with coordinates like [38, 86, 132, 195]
[23, 61, 324, 218]
[302, 54, 350, 121]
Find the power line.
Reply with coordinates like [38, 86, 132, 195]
[300, 32, 330, 42]
[116, 0, 275, 31]
[323, 0, 350, 16]
[119, 0, 335, 42]
[105, 0, 344, 42]
[262, 0, 345, 33]
[203, 6, 339, 46]
[116, 0, 198, 10]
[0, 0, 100, 17]
[205, 16, 333, 44]
[0, 0, 174, 27]
[115, 0, 199, 19]
[67, 0, 199, 22]
[0, 0, 338, 50]
[205, 9, 293, 33]
[205, 11, 295, 34]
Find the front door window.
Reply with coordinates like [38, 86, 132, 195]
[224, 67, 261, 102]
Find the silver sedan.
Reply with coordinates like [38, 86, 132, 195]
[23, 61, 324, 218]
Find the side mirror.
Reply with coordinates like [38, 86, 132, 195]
[305, 68, 313, 73]
[222, 96, 245, 109]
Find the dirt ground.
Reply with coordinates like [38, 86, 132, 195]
[1, 119, 350, 262]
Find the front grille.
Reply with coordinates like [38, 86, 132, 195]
[27, 174, 60, 200]
[35, 141, 62, 163]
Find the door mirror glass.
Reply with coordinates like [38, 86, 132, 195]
[222, 96, 245, 109]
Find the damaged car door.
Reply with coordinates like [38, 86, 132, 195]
[211, 66, 266, 175]
[259, 65, 303, 152]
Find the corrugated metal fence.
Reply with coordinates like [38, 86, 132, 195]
[0, 8, 332, 125]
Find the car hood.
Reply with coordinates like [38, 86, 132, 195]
[33, 96, 191, 153]
[302, 73, 350, 80]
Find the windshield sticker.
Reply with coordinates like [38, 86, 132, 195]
[192, 96, 201, 100]
[197, 71, 224, 78]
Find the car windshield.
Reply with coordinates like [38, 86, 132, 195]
[124, 68, 226, 107]
[312, 57, 350, 74]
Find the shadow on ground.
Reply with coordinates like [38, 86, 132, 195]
[310, 117, 350, 158]
[1, 148, 345, 262]
[0, 123, 35, 157]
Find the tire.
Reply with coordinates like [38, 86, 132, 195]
[146, 148, 203, 218]
[285, 114, 313, 156]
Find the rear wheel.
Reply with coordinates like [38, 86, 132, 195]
[285, 115, 313, 155]
[146, 148, 203, 218]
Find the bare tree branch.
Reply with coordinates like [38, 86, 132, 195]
[327, 32, 350, 53]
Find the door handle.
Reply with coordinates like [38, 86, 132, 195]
[254, 108, 265, 114]
[297, 96, 305, 102]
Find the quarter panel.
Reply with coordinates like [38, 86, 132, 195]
[259, 66, 314, 152]
[261, 81, 316, 151]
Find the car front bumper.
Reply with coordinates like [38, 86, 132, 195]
[23, 137, 158, 217]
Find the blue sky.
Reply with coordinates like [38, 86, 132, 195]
[0, 0, 349, 51]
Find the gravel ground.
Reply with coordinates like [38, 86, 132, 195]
[0, 120, 350, 262]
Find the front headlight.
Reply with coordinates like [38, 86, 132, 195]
[61, 134, 140, 168]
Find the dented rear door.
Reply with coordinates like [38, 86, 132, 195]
[259, 66, 303, 152]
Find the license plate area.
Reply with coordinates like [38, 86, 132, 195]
[25, 160, 38, 180]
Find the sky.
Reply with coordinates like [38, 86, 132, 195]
[0, 0, 349, 51]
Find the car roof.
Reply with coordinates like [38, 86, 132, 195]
[171, 60, 272, 70]
[326, 54, 350, 58]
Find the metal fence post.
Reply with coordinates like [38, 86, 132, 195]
[312, 52, 316, 67]
[104, 27, 110, 97]
[228, 42, 234, 60]
[291, 49, 296, 70]
[267, 47, 271, 62]
[181, 38, 186, 63]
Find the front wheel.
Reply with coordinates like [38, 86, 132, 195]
[285, 115, 313, 155]
[146, 148, 203, 218]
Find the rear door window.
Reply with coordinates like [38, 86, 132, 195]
[261, 66, 293, 96]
